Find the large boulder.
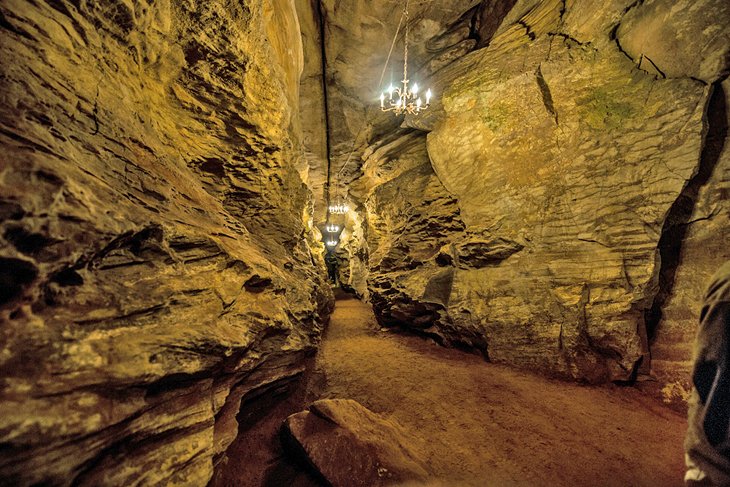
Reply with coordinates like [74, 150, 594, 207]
[282, 399, 431, 486]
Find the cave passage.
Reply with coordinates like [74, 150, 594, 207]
[1, 0, 728, 485]
[217, 290, 687, 486]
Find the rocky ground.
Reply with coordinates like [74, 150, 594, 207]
[218, 289, 687, 486]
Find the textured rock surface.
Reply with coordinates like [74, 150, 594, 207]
[294, 0, 329, 220]
[423, 0, 709, 382]
[283, 398, 430, 487]
[616, 0, 730, 83]
[649, 79, 730, 406]
[0, 0, 332, 485]
[331, 0, 729, 393]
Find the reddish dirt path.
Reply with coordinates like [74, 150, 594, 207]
[311, 291, 687, 487]
[216, 290, 687, 486]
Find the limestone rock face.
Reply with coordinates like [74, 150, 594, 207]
[0, 0, 332, 485]
[283, 399, 431, 487]
[423, 0, 709, 382]
[335, 0, 729, 391]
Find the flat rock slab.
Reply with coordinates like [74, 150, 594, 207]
[282, 399, 430, 486]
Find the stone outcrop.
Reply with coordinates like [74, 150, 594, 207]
[0, 0, 332, 485]
[282, 399, 431, 487]
[333, 0, 729, 395]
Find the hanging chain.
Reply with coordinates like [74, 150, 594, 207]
[403, 0, 409, 85]
[377, 7, 404, 88]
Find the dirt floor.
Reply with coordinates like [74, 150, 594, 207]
[217, 289, 688, 486]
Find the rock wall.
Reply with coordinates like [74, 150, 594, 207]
[0, 0, 332, 485]
[341, 0, 729, 398]
[294, 0, 329, 217]
[649, 79, 730, 405]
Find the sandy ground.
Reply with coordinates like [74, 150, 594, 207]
[217, 290, 688, 486]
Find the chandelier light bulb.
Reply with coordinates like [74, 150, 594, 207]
[412, 83, 418, 95]
[426, 89, 432, 104]
[417, 98, 421, 108]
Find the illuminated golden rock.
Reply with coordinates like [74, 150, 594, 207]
[0, 0, 332, 484]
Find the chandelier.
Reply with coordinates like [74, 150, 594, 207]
[326, 239, 338, 247]
[325, 224, 340, 233]
[328, 198, 349, 215]
[379, 0, 432, 116]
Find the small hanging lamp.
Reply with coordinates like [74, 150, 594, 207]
[328, 196, 349, 215]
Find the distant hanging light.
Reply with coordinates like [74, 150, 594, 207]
[379, 0, 432, 116]
[326, 224, 340, 233]
[326, 240, 338, 247]
[328, 198, 349, 215]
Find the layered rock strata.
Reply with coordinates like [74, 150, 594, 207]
[338, 0, 729, 395]
[649, 79, 730, 405]
[0, 0, 332, 485]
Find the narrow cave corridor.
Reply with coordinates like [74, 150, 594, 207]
[0, 0, 728, 486]
[216, 290, 685, 486]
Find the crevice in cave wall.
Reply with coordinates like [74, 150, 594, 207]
[315, 0, 333, 207]
[646, 81, 728, 344]
[535, 64, 559, 125]
[646, 76, 730, 408]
